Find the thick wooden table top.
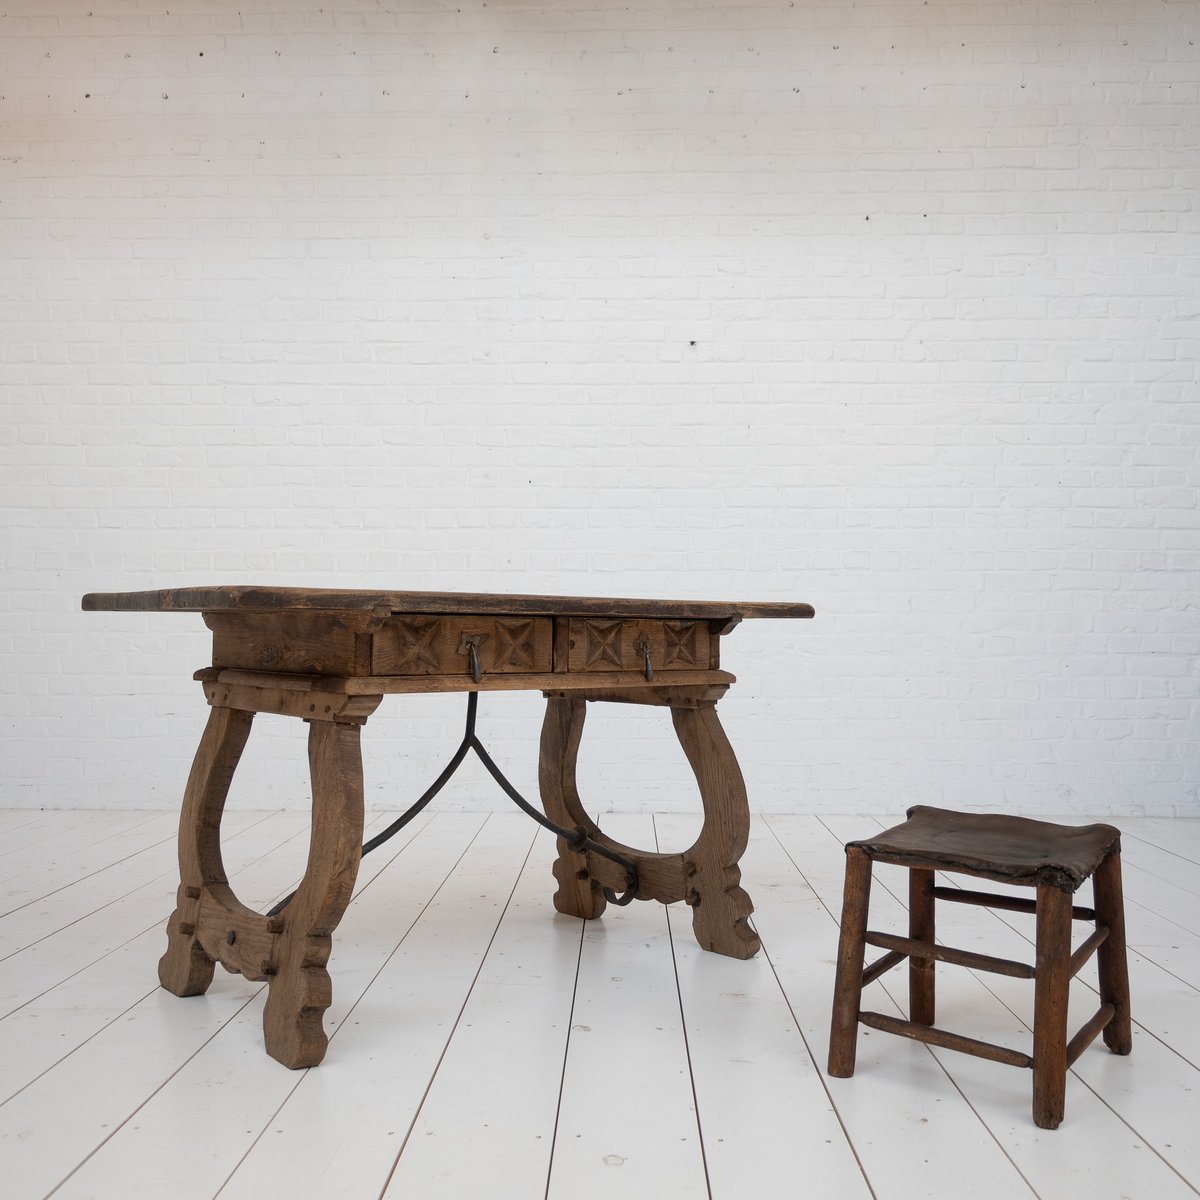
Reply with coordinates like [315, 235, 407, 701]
[81, 586, 815, 622]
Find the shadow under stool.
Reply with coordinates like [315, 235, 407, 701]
[827, 806, 1132, 1129]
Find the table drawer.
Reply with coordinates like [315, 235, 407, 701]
[371, 615, 554, 677]
[208, 611, 364, 675]
[565, 618, 715, 676]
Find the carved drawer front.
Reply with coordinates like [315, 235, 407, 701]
[565, 619, 713, 675]
[372, 616, 553, 676]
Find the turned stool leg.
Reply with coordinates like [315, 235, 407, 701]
[1032, 884, 1073, 1129]
[828, 846, 872, 1078]
[1093, 850, 1133, 1055]
[909, 867, 936, 1026]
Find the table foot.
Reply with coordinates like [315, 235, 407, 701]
[262, 937, 335, 1069]
[550, 836, 609, 920]
[684, 872, 760, 959]
[159, 914, 218, 996]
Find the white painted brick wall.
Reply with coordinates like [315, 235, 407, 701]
[2, 0, 1197, 817]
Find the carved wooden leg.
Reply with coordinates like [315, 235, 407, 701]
[671, 701, 760, 959]
[262, 718, 367, 1069]
[159, 705, 254, 997]
[537, 688, 760, 958]
[539, 696, 608, 920]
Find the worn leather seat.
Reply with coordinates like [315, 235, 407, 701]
[848, 805, 1122, 890]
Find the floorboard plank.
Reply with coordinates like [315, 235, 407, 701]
[0, 811, 166, 878]
[546, 814, 710, 1200]
[0, 811, 68, 840]
[0, 811, 56, 837]
[0, 812, 177, 908]
[0, 812, 474, 1200]
[1125, 819, 1200, 862]
[0, 809, 264, 961]
[1123, 840, 1200, 898]
[655, 813, 873, 1200]
[377, 830, 583, 1200]
[0, 812, 308, 1017]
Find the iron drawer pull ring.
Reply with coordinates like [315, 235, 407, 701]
[266, 691, 639, 917]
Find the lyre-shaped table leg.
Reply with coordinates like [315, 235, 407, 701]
[159, 705, 254, 997]
[160, 681, 377, 1069]
[537, 689, 760, 959]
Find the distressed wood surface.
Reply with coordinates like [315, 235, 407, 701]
[81, 585, 814, 621]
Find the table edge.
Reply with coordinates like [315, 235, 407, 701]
[81, 586, 815, 621]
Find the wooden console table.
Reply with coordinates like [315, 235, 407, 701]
[82, 586, 814, 1068]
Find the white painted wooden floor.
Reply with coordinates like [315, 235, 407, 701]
[2, 807, 1198, 1200]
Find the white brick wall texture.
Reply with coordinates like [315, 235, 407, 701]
[1, 0, 1197, 817]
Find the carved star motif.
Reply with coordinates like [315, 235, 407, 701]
[495, 620, 537, 670]
[582, 621, 623, 669]
[663, 621, 700, 667]
[393, 619, 441, 672]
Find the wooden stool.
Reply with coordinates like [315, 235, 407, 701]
[827, 806, 1132, 1129]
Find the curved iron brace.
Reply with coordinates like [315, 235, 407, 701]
[267, 691, 638, 917]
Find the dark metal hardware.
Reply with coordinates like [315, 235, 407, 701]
[458, 633, 486, 683]
[635, 634, 654, 681]
[266, 691, 639, 917]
